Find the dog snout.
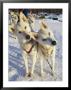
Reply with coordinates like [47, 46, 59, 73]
[52, 40, 57, 45]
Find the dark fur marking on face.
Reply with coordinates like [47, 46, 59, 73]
[42, 39, 47, 41]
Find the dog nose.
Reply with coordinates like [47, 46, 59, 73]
[25, 35, 30, 39]
[52, 40, 57, 45]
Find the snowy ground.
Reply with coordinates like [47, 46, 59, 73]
[8, 18, 62, 81]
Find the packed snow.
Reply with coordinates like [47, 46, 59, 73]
[8, 15, 62, 81]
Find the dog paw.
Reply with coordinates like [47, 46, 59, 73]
[27, 72, 32, 77]
[24, 73, 32, 80]
[41, 72, 46, 80]
[53, 76, 57, 81]
[30, 73, 35, 79]
[26, 72, 35, 78]
[51, 72, 57, 80]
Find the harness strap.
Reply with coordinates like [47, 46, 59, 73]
[24, 39, 36, 54]
[27, 44, 34, 53]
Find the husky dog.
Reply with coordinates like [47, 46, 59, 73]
[9, 10, 38, 77]
[37, 20, 57, 77]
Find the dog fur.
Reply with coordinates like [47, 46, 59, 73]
[37, 20, 57, 77]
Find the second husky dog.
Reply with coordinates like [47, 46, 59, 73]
[37, 20, 57, 77]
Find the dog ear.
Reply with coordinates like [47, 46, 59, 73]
[40, 21, 48, 31]
[42, 21, 48, 29]
[8, 25, 14, 33]
[9, 27, 15, 33]
[19, 11, 28, 22]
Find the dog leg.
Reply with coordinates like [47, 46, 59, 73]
[37, 48, 44, 78]
[22, 51, 29, 76]
[31, 53, 37, 77]
[51, 56, 55, 75]
[40, 58, 44, 77]
[47, 59, 52, 70]
[51, 56, 57, 80]
[51, 47, 56, 79]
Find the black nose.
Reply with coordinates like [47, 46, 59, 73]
[52, 41, 57, 45]
[26, 35, 30, 39]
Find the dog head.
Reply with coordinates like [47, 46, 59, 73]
[39, 21, 57, 46]
[16, 22, 32, 44]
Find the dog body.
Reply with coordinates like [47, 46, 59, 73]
[37, 21, 57, 76]
[9, 11, 38, 77]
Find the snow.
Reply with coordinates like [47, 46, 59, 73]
[8, 16, 62, 81]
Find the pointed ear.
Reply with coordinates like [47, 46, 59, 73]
[19, 11, 28, 22]
[40, 21, 48, 31]
[41, 21, 48, 29]
[9, 27, 15, 33]
[8, 24, 15, 33]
